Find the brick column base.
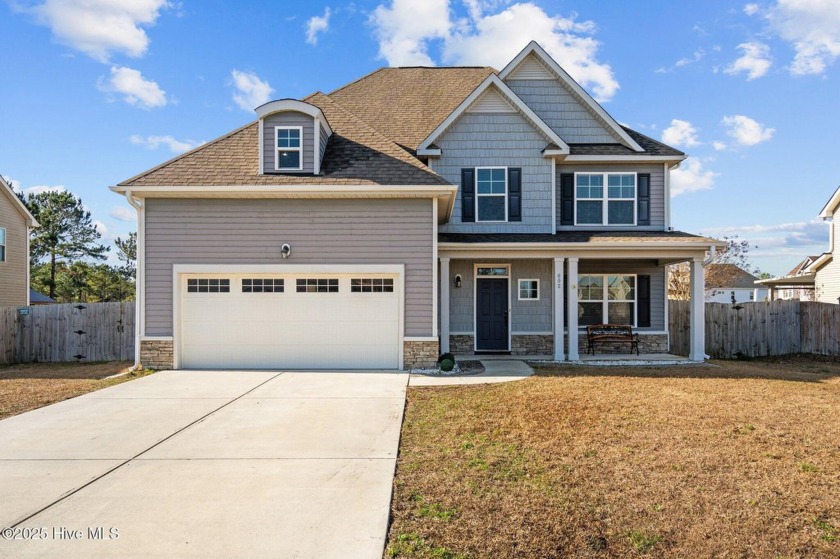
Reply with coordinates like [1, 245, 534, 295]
[403, 340, 439, 369]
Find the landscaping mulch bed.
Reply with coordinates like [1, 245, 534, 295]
[386, 355, 840, 558]
[0, 361, 152, 419]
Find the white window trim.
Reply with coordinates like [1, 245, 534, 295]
[578, 273, 638, 327]
[274, 126, 304, 172]
[573, 172, 637, 227]
[517, 278, 540, 301]
[475, 166, 508, 223]
[0, 227, 5, 263]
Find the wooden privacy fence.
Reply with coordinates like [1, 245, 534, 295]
[0, 302, 134, 365]
[669, 299, 840, 358]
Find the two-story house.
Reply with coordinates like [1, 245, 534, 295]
[111, 42, 719, 370]
[0, 176, 38, 307]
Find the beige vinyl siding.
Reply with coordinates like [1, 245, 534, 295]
[815, 222, 840, 302]
[262, 112, 315, 174]
[144, 198, 433, 337]
[556, 163, 666, 231]
[0, 190, 28, 307]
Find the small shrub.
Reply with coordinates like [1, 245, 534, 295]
[440, 358, 455, 372]
[438, 352, 455, 363]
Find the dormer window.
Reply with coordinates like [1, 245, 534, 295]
[275, 126, 303, 171]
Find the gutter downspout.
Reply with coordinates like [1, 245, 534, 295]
[124, 191, 144, 369]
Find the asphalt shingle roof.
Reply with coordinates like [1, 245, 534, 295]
[439, 231, 717, 244]
[118, 65, 684, 187]
[705, 263, 760, 289]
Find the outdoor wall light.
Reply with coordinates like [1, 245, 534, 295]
[280, 243, 292, 259]
[454, 274, 462, 288]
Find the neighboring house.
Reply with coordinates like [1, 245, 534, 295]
[810, 186, 840, 303]
[29, 288, 57, 305]
[704, 263, 768, 303]
[776, 256, 818, 300]
[0, 176, 38, 307]
[111, 41, 720, 370]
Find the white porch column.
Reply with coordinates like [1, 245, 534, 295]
[567, 257, 579, 361]
[689, 257, 706, 362]
[440, 257, 450, 354]
[553, 257, 565, 360]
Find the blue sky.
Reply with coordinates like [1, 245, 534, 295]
[2, 0, 839, 275]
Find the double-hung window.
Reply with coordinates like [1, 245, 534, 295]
[275, 126, 303, 171]
[575, 173, 636, 225]
[578, 274, 636, 326]
[476, 167, 507, 222]
[0, 228, 5, 262]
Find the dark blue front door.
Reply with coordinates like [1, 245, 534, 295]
[476, 278, 509, 351]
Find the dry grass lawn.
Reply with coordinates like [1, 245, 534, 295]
[387, 356, 840, 558]
[0, 361, 152, 420]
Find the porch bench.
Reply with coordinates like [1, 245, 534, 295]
[586, 324, 640, 355]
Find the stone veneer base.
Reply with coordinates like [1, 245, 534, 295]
[403, 340, 440, 369]
[140, 339, 174, 370]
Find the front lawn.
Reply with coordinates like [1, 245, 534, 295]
[387, 356, 840, 558]
[0, 361, 153, 420]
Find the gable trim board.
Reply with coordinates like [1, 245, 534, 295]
[499, 42, 644, 152]
[417, 74, 570, 155]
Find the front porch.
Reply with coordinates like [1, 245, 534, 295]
[438, 245, 709, 362]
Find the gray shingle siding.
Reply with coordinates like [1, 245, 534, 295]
[556, 163, 667, 231]
[447, 259, 554, 334]
[319, 122, 330, 172]
[262, 112, 315, 174]
[433, 113, 554, 234]
[506, 79, 617, 143]
[144, 198, 434, 338]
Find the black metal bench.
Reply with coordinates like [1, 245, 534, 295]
[586, 324, 639, 355]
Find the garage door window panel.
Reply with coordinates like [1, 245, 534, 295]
[187, 278, 230, 293]
[297, 278, 339, 293]
[351, 278, 394, 293]
[242, 278, 284, 293]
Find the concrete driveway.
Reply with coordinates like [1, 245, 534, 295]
[0, 370, 408, 558]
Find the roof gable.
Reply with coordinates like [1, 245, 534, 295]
[0, 176, 38, 227]
[499, 41, 644, 152]
[417, 74, 569, 154]
[819, 184, 840, 218]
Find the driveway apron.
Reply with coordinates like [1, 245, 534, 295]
[0, 370, 408, 558]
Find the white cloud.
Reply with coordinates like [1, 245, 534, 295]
[21, 0, 170, 62]
[110, 206, 135, 222]
[93, 220, 108, 236]
[661, 119, 701, 147]
[129, 134, 202, 153]
[369, 0, 620, 101]
[670, 157, 719, 196]
[306, 7, 331, 45]
[705, 219, 829, 253]
[725, 41, 772, 79]
[100, 66, 167, 109]
[369, 0, 451, 66]
[230, 69, 274, 112]
[713, 140, 728, 151]
[744, 3, 760, 16]
[721, 114, 775, 146]
[768, 0, 840, 75]
[675, 49, 706, 68]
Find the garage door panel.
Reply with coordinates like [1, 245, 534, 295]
[180, 273, 400, 370]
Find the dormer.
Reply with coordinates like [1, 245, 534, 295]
[255, 99, 333, 175]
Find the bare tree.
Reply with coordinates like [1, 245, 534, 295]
[668, 235, 760, 300]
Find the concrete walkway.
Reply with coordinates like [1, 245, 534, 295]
[409, 360, 534, 386]
[0, 370, 408, 558]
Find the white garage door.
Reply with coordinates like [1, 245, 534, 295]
[179, 273, 400, 369]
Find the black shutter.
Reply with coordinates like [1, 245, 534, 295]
[560, 173, 574, 225]
[508, 168, 522, 222]
[461, 168, 475, 222]
[637, 275, 651, 327]
[637, 173, 651, 226]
